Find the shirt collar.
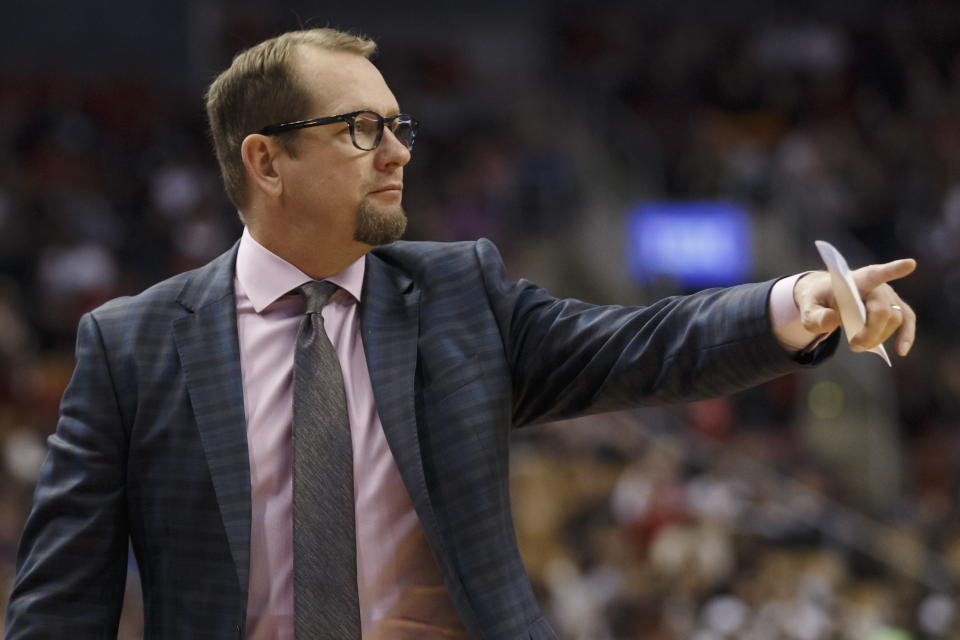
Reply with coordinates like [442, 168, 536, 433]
[236, 226, 365, 313]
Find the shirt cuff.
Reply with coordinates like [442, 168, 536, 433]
[769, 273, 825, 352]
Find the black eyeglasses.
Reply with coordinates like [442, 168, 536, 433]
[259, 110, 418, 151]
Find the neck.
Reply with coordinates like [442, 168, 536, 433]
[245, 216, 371, 280]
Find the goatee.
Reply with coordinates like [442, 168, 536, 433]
[354, 200, 407, 246]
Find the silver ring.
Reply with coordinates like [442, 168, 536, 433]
[891, 305, 903, 311]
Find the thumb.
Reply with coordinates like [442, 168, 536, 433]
[853, 258, 917, 293]
[802, 305, 841, 334]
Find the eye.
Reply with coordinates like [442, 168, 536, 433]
[353, 114, 380, 136]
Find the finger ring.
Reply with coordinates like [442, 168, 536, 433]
[891, 305, 902, 311]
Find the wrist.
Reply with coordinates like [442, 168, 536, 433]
[771, 274, 821, 351]
[792, 270, 823, 310]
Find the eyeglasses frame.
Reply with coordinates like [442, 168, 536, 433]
[258, 110, 418, 151]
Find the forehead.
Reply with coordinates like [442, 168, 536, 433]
[293, 45, 399, 115]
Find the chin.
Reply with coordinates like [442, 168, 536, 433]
[354, 201, 408, 246]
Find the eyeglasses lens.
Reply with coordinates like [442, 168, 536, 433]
[392, 117, 416, 150]
[351, 112, 417, 151]
[352, 113, 381, 150]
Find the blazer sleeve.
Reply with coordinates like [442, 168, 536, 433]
[5, 312, 129, 639]
[474, 238, 837, 427]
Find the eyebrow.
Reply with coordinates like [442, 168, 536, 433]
[337, 106, 401, 117]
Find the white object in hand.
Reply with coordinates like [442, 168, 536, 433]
[814, 240, 892, 367]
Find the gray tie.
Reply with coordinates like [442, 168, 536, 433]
[292, 281, 360, 639]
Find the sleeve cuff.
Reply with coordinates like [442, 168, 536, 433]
[769, 272, 828, 352]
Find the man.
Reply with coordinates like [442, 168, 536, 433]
[5, 28, 916, 640]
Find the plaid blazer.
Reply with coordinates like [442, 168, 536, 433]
[5, 238, 834, 639]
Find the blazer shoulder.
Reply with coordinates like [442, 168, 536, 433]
[91, 271, 189, 322]
[88, 243, 238, 331]
[370, 238, 504, 279]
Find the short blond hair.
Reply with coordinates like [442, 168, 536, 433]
[205, 28, 377, 210]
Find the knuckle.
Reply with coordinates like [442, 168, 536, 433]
[867, 293, 892, 311]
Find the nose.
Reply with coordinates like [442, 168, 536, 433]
[374, 126, 412, 170]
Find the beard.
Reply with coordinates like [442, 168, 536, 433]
[353, 199, 408, 246]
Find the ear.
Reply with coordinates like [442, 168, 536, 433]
[240, 133, 284, 199]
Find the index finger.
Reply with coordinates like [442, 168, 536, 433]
[853, 258, 917, 293]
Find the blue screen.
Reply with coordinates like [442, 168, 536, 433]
[625, 201, 753, 288]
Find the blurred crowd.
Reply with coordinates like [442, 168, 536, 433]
[0, 1, 959, 638]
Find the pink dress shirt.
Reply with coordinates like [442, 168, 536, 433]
[769, 273, 823, 351]
[234, 228, 465, 639]
[234, 227, 816, 639]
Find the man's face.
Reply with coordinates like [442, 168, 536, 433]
[275, 46, 411, 248]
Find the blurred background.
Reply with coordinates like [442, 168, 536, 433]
[0, 0, 958, 637]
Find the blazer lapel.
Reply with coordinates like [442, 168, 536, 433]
[360, 252, 430, 510]
[173, 245, 251, 596]
[361, 252, 482, 634]
[360, 253, 454, 568]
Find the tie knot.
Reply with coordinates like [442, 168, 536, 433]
[298, 280, 338, 315]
